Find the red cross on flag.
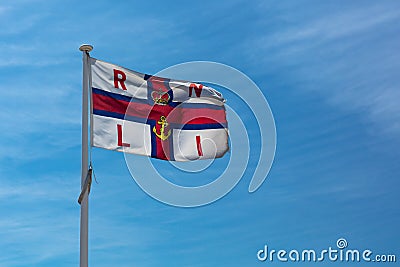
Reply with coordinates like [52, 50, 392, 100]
[90, 58, 229, 161]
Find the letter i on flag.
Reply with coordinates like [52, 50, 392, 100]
[90, 58, 229, 161]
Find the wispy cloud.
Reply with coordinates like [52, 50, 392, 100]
[0, 173, 76, 201]
[0, 6, 8, 16]
[0, 171, 79, 266]
[260, 5, 400, 47]
[0, 58, 67, 67]
[0, 214, 78, 266]
[248, 3, 400, 135]
[0, 10, 46, 36]
[0, 85, 81, 161]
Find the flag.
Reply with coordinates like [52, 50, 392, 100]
[90, 58, 229, 161]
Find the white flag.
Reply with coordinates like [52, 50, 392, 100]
[90, 58, 229, 161]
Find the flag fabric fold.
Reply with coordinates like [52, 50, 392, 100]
[90, 58, 229, 161]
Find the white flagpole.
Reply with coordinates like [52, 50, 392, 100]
[79, 44, 93, 267]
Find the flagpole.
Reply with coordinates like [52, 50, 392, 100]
[79, 44, 93, 267]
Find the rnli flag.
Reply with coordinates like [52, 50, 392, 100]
[90, 58, 229, 161]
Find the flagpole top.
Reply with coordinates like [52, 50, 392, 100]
[79, 44, 93, 53]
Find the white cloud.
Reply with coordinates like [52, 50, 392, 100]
[0, 6, 9, 15]
[0, 57, 67, 67]
[0, 88, 82, 163]
[278, 6, 399, 44]
[249, 4, 400, 135]
[0, 12, 45, 36]
[0, 171, 79, 266]
[0, 176, 76, 201]
[0, 214, 78, 266]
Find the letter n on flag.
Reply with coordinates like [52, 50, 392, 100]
[90, 58, 229, 161]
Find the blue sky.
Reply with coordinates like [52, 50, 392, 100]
[1, 0, 399, 266]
